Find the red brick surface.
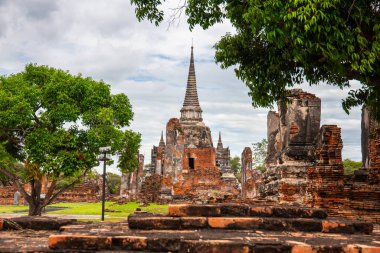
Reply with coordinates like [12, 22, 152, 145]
[48, 235, 112, 250]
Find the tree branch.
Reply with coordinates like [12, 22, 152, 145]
[166, 0, 187, 29]
[42, 179, 56, 207]
[44, 168, 91, 206]
[346, 0, 357, 22]
[0, 167, 32, 203]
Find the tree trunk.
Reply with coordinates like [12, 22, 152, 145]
[28, 201, 44, 216]
[28, 179, 44, 216]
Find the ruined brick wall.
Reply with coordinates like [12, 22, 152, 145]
[151, 145, 165, 175]
[164, 118, 185, 179]
[241, 147, 252, 184]
[172, 167, 239, 199]
[1, 176, 103, 204]
[241, 147, 254, 198]
[251, 91, 380, 222]
[139, 174, 162, 203]
[305, 124, 380, 223]
[0, 185, 26, 205]
[305, 125, 345, 209]
[182, 148, 216, 171]
[56, 182, 99, 203]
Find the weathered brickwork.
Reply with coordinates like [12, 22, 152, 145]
[306, 124, 380, 222]
[243, 90, 380, 223]
[56, 181, 100, 203]
[182, 148, 216, 171]
[138, 174, 162, 203]
[305, 125, 345, 209]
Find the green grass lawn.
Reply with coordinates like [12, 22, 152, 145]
[0, 205, 29, 214]
[0, 202, 168, 221]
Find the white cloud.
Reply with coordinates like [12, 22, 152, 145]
[0, 0, 365, 175]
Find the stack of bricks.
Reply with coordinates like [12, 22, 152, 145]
[338, 114, 380, 222]
[138, 174, 162, 203]
[276, 164, 310, 203]
[305, 125, 345, 211]
[304, 124, 380, 222]
[314, 125, 343, 166]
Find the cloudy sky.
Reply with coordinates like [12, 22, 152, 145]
[0, 0, 363, 172]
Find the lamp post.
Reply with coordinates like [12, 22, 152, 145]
[98, 146, 111, 221]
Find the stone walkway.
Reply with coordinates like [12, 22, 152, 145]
[1, 222, 378, 252]
[1, 204, 380, 252]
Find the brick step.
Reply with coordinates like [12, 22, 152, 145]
[48, 234, 380, 252]
[169, 204, 328, 218]
[128, 214, 373, 234]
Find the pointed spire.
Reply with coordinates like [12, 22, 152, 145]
[217, 131, 223, 149]
[159, 130, 165, 147]
[180, 45, 203, 123]
[182, 46, 200, 107]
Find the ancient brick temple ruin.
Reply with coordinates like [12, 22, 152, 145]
[121, 47, 239, 202]
[241, 89, 380, 222]
[0, 175, 103, 205]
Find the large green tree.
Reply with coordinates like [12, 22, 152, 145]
[106, 172, 122, 194]
[0, 64, 139, 215]
[131, 0, 380, 120]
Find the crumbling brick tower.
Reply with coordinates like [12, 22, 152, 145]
[256, 91, 380, 222]
[262, 89, 321, 203]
